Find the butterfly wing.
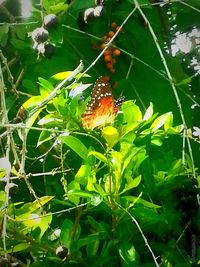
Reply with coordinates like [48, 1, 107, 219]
[82, 77, 116, 129]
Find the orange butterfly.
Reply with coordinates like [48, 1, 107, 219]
[82, 77, 124, 129]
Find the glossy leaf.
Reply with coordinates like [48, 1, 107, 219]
[59, 135, 88, 159]
[88, 151, 107, 164]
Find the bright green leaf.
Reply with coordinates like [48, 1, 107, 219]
[143, 102, 153, 121]
[67, 181, 81, 205]
[121, 175, 142, 194]
[88, 151, 107, 164]
[59, 135, 88, 159]
[150, 112, 172, 132]
[60, 219, 74, 248]
[6, 243, 31, 253]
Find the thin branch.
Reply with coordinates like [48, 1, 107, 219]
[8, 202, 89, 222]
[178, 0, 200, 14]
[7, 169, 70, 181]
[28, 60, 84, 118]
[0, 21, 38, 26]
[15, 67, 25, 89]
[0, 60, 11, 260]
[116, 202, 160, 267]
[80, 6, 137, 78]
[0, 51, 18, 95]
[2, 57, 18, 73]
[133, 0, 196, 178]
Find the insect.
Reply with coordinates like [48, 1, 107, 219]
[82, 76, 124, 129]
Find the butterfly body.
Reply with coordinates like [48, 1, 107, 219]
[82, 77, 123, 129]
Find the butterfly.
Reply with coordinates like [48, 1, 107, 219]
[82, 76, 124, 129]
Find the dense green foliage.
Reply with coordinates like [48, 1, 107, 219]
[0, 0, 200, 266]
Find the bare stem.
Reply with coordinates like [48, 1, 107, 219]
[0, 59, 11, 260]
[0, 51, 18, 95]
[133, 0, 196, 177]
[116, 202, 160, 267]
[80, 6, 137, 77]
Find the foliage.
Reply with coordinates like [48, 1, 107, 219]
[0, 0, 200, 266]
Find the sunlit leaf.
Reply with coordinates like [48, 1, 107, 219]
[51, 71, 89, 80]
[150, 112, 172, 132]
[67, 181, 81, 205]
[67, 190, 93, 199]
[39, 213, 52, 238]
[37, 130, 54, 147]
[38, 77, 54, 95]
[6, 243, 32, 253]
[69, 83, 92, 98]
[122, 101, 142, 124]
[90, 194, 103, 206]
[75, 164, 91, 185]
[143, 102, 153, 121]
[0, 157, 11, 177]
[59, 135, 88, 159]
[88, 151, 107, 164]
[119, 243, 138, 265]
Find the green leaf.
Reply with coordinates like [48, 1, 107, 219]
[22, 79, 36, 92]
[122, 100, 142, 124]
[121, 175, 142, 194]
[77, 233, 100, 249]
[15, 196, 54, 216]
[37, 130, 54, 147]
[60, 219, 74, 248]
[22, 95, 45, 110]
[119, 243, 138, 265]
[122, 196, 161, 209]
[67, 181, 81, 205]
[51, 71, 73, 80]
[75, 164, 91, 185]
[6, 243, 32, 253]
[39, 213, 52, 238]
[164, 112, 173, 132]
[59, 135, 88, 159]
[10, 38, 30, 49]
[38, 114, 62, 126]
[86, 239, 99, 256]
[143, 102, 153, 121]
[0, 24, 9, 46]
[67, 189, 93, 199]
[38, 77, 54, 95]
[150, 112, 172, 132]
[88, 151, 107, 164]
[50, 3, 68, 14]
[90, 194, 103, 206]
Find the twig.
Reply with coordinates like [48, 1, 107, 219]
[0, 51, 18, 95]
[2, 57, 18, 73]
[62, 24, 102, 42]
[0, 21, 38, 26]
[80, 6, 137, 78]
[178, 0, 200, 14]
[0, 60, 11, 260]
[17, 125, 46, 211]
[126, 57, 134, 80]
[8, 202, 89, 222]
[7, 169, 70, 180]
[133, 0, 196, 178]
[15, 67, 25, 89]
[116, 202, 160, 267]
[28, 60, 84, 118]
[0, 4, 15, 22]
